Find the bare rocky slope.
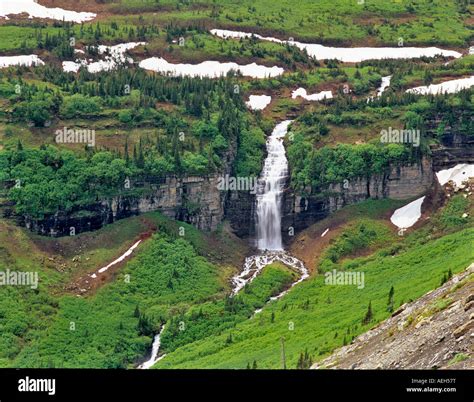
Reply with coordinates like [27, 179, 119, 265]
[312, 264, 474, 370]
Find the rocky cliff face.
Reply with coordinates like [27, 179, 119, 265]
[431, 133, 474, 170]
[423, 109, 473, 169]
[280, 158, 434, 243]
[21, 175, 225, 237]
[225, 190, 256, 239]
[312, 264, 473, 370]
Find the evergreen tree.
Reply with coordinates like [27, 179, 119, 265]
[362, 301, 373, 325]
[387, 286, 395, 313]
[133, 305, 140, 318]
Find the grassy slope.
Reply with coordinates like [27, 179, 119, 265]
[115, 0, 471, 46]
[0, 211, 248, 368]
[0, 0, 470, 52]
[154, 196, 473, 368]
[154, 228, 473, 369]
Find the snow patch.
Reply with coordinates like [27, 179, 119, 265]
[97, 240, 141, 274]
[138, 57, 284, 78]
[406, 76, 474, 95]
[211, 29, 462, 62]
[62, 60, 84, 73]
[63, 42, 145, 73]
[390, 197, 425, 229]
[0, 0, 96, 23]
[89, 240, 142, 280]
[292, 88, 333, 101]
[436, 164, 474, 188]
[246, 94, 271, 110]
[0, 55, 44, 68]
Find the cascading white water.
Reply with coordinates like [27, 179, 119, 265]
[138, 324, 166, 369]
[256, 120, 292, 251]
[231, 121, 309, 300]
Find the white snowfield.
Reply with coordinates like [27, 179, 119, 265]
[138, 57, 284, 78]
[436, 164, 474, 188]
[63, 42, 145, 73]
[292, 87, 333, 101]
[246, 94, 272, 110]
[406, 76, 474, 95]
[0, 0, 96, 23]
[210, 29, 462, 63]
[390, 196, 425, 229]
[0, 55, 44, 68]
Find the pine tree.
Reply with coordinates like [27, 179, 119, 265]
[440, 273, 447, 286]
[387, 286, 395, 313]
[225, 333, 233, 345]
[362, 301, 373, 325]
[252, 360, 257, 369]
[133, 305, 140, 318]
[296, 349, 312, 369]
[137, 314, 153, 336]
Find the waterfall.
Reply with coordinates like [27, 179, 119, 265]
[231, 120, 309, 299]
[256, 120, 292, 251]
[138, 325, 166, 369]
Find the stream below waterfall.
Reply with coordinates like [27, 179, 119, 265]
[138, 325, 167, 369]
[231, 120, 309, 309]
[138, 120, 309, 368]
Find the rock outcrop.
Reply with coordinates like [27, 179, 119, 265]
[281, 158, 434, 242]
[312, 264, 474, 370]
[21, 175, 225, 236]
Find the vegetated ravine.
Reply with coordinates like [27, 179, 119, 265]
[139, 120, 309, 368]
[231, 120, 309, 300]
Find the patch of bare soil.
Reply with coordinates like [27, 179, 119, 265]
[65, 230, 155, 296]
[288, 213, 348, 273]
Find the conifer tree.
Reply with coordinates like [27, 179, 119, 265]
[362, 301, 373, 325]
